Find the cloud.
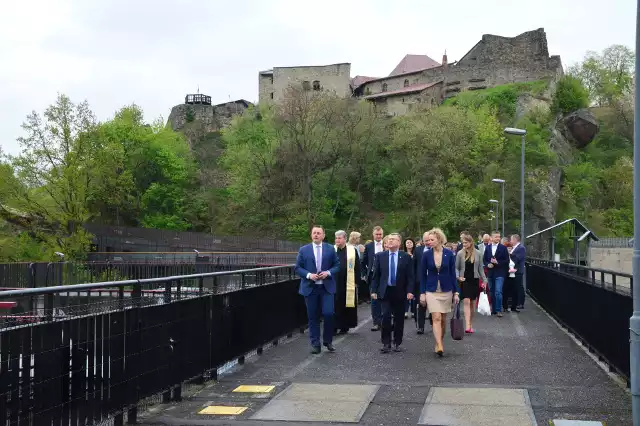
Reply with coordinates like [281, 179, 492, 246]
[0, 0, 635, 154]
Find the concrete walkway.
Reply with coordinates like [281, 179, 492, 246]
[139, 301, 632, 425]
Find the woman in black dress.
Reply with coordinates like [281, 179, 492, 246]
[455, 234, 487, 333]
[402, 238, 416, 319]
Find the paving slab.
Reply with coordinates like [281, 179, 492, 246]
[427, 387, 528, 406]
[552, 421, 604, 426]
[419, 404, 535, 426]
[250, 383, 379, 422]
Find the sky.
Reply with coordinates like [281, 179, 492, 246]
[0, 0, 635, 154]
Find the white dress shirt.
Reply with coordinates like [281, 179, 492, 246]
[374, 240, 383, 254]
[306, 242, 330, 283]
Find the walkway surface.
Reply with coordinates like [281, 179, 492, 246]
[139, 301, 632, 425]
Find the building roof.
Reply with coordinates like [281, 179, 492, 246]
[363, 81, 442, 100]
[351, 75, 379, 88]
[215, 99, 253, 108]
[389, 54, 440, 76]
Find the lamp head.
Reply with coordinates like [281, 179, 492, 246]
[492, 178, 505, 183]
[489, 199, 499, 204]
[504, 127, 527, 136]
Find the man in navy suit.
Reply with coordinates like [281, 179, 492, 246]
[371, 233, 415, 353]
[295, 225, 341, 354]
[413, 231, 430, 334]
[483, 231, 510, 317]
[510, 234, 526, 309]
[362, 226, 384, 331]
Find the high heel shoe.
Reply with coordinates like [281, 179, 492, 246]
[435, 343, 444, 357]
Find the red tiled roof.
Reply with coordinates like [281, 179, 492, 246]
[351, 75, 379, 88]
[363, 81, 442, 100]
[389, 54, 440, 76]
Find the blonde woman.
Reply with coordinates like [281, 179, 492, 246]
[419, 228, 460, 357]
[455, 234, 487, 333]
[382, 235, 390, 250]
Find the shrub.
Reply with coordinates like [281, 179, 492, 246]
[551, 76, 589, 115]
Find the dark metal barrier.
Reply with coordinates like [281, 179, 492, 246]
[526, 259, 632, 381]
[0, 256, 298, 289]
[0, 265, 306, 425]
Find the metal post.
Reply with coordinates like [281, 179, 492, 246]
[631, 1, 640, 423]
[520, 134, 525, 247]
[501, 182, 505, 237]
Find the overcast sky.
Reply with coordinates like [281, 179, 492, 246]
[0, 0, 635, 154]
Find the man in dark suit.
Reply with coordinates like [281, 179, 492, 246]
[413, 231, 430, 334]
[295, 225, 341, 354]
[371, 233, 415, 353]
[510, 234, 526, 310]
[362, 226, 384, 331]
[483, 231, 510, 317]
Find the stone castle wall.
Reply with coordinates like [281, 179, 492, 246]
[168, 102, 250, 135]
[259, 63, 351, 103]
[359, 28, 563, 102]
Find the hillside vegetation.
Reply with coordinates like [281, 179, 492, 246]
[0, 45, 633, 261]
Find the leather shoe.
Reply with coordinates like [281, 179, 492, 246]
[393, 345, 404, 352]
[371, 325, 380, 331]
[417, 328, 424, 335]
[311, 346, 321, 354]
[380, 345, 391, 353]
[324, 343, 335, 352]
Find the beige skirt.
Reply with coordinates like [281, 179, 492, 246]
[426, 283, 453, 314]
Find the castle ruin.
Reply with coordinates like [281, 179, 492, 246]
[258, 28, 563, 116]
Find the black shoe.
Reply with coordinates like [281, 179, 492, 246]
[371, 324, 380, 331]
[417, 328, 425, 335]
[380, 345, 391, 353]
[340, 329, 349, 334]
[393, 345, 404, 352]
[311, 346, 321, 354]
[324, 343, 335, 352]
[491, 312, 497, 315]
[511, 309, 520, 313]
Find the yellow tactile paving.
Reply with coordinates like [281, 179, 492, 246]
[232, 385, 275, 393]
[199, 406, 247, 415]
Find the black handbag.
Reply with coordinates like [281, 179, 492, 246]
[450, 302, 464, 340]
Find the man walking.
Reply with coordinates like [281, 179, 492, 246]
[295, 225, 341, 354]
[371, 233, 414, 353]
[413, 231, 430, 334]
[483, 231, 509, 317]
[510, 234, 526, 309]
[362, 226, 384, 331]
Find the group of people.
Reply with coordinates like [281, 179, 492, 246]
[295, 225, 526, 356]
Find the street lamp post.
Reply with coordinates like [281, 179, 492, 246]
[504, 127, 527, 244]
[492, 178, 506, 236]
[631, 2, 640, 423]
[489, 200, 499, 232]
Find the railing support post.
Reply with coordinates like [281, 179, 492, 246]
[631, 5, 640, 423]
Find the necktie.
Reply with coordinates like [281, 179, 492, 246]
[390, 252, 396, 286]
[315, 245, 322, 273]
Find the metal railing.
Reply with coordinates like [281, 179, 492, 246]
[526, 259, 632, 381]
[0, 265, 306, 425]
[0, 255, 298, 289]
[527, 257, 633, 296]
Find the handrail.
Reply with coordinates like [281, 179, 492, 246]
[0, 264, 296, 299]
[527, 257, 632, 278]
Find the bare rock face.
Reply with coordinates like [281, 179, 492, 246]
[558, 108, 599, 149]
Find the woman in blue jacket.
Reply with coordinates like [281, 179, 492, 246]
[419, 228, 460, 357]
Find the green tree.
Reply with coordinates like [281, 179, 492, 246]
[550, 75, 589, 115]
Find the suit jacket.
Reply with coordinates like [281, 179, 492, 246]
[295, 242, 340, 296]
[413, 245, 429, 295]
[455, 249, 488, 283]
[362, 240, 383, 287]
[510, 244, 526, 275]
[371, 250, 414, 300]
[483, 243, 509, 278]
[420, 248, 459, 293]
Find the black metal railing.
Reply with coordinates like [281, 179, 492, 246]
[0, 255, 298, 289]
[0, 265, 306, 425]
[527, 257, 632, 296]
[526, 259, 632, 381]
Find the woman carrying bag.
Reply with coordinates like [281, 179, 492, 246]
[455, 234, 488, 333]
[419, 228, 460, 357]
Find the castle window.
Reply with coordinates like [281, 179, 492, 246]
[270, 92, 274, 99]
[302, 80, 311, 91]
[404, 79, 409, 87]
[312, 80, 321, 91]
[382, 83, 388, 92]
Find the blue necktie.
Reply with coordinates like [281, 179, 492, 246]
[390, 252, 396, 286]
